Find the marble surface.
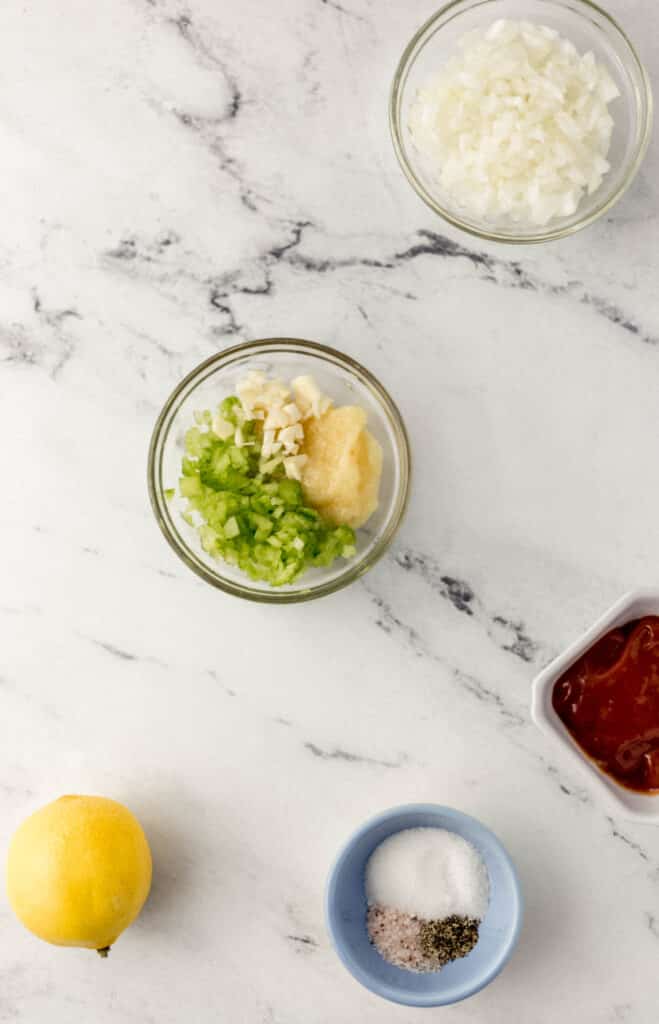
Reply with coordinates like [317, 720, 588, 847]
[1, 0, 658, 1020]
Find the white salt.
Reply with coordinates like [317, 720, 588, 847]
[365, 827, 489, 920]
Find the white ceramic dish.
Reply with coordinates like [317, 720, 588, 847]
[531, 589, 659, 822]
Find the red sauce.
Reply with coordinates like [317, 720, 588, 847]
[552, 616, 659, 793]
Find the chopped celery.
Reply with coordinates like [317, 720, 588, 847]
[219, 396, 242, 425]
[179, 476, 202, 498]
[177, 401, 356, 586]
[224, 516, 240, 539]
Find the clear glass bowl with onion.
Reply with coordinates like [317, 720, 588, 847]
[148, 338, 411, 603]
[390, 0, 652, 243]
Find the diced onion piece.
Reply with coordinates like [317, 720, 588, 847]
[408, 19, 620, 226]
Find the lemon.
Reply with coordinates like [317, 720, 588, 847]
[6, 795, 152, 955]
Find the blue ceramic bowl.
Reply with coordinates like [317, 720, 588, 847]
[325, 804, 523, 1007]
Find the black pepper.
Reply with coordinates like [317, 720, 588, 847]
[418, 915, 480, 967]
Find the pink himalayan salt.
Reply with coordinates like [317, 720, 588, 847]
[367, 905, 434, 973]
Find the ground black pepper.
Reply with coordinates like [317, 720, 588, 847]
[418, 915, 480, 967]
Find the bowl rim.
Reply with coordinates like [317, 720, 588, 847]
[531, 588, 659, 821]
[389, 0, 654, 244]
[147, 337, 411, 603]
[324, 803, 524, 1007]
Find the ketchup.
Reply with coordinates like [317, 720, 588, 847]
[552, 616, 659, 793]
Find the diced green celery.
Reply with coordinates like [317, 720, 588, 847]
[180, 476, 202, 498]
[199, 525, 218, 552]
[220, 396, 242, 425]
[277, 479, 302, 505]
[224, 516, 240, 539]
[184, 427, 204, 457]
[260, 456, 282, 475]
[178, 399, 357, 586]
[229, 446, 249, 469]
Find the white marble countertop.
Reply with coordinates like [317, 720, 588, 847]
[1, 0, 658, 1020]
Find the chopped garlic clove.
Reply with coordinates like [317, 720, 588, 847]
[263, 380, 290, 405]
[283, 454, 308, 480]
[292, 375, 322, 417]
[212, 415, 236, 440]
[260, 456, 283, 475]
[282, 402, 303, 424]
[261, 435, 283, 459]
[239, 370, 266, 391]
[279, 424, 304, 447]
[264, 407, 289, 431]
[234, 427, 254, 448]
[284, 460, 301, 480]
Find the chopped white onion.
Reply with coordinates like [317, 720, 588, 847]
[409, 20, 620, 226]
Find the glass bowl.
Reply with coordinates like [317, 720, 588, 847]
[390, 0, 653, 244]
[147, 338, 411, 603]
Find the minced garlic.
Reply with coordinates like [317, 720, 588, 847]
[236, 370, 332, 480]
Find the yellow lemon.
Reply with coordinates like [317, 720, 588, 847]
[6, 795, 152, 955]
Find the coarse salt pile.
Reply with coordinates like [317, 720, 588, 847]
[365, 827, 489, 973]
[366, 827, 489, 919]
[367, 906, 425, 972]
[409, 19, 620, 226]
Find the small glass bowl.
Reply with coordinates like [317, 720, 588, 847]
[147, 338, 411, 603]
[390, 0, 653, 244]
